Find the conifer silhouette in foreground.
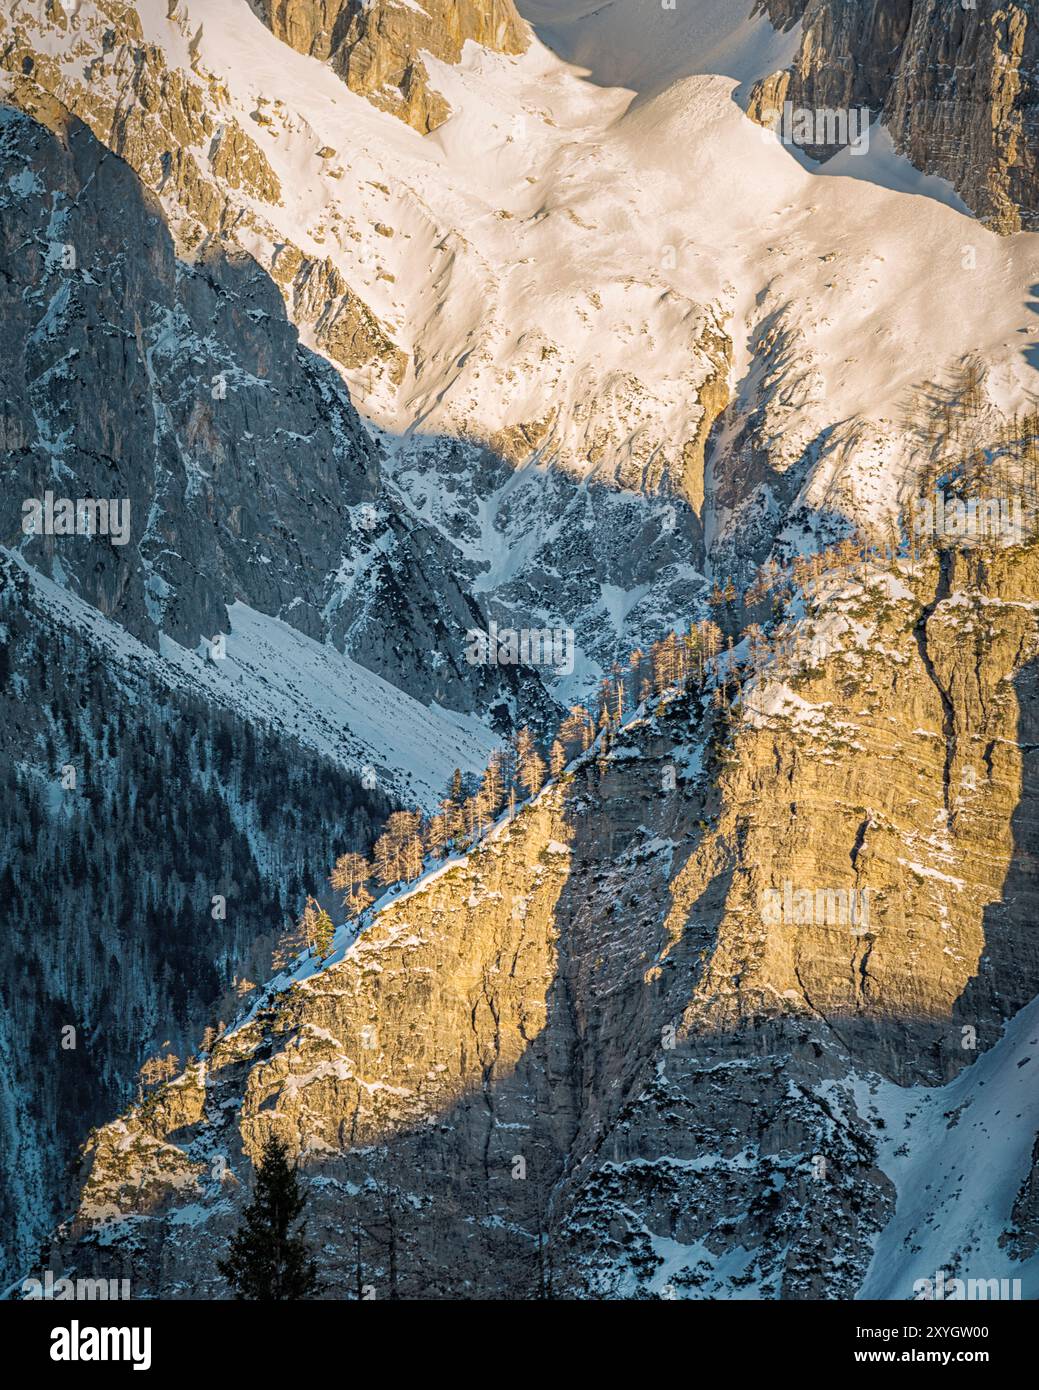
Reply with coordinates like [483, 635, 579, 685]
[218, 1133, 320, 1300]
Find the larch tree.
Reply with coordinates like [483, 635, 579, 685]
[401, 822, 425, 881]
[298, 895, 322, 954]
[272, 915, 309, 973]
[558, 706, 589, 757]
[513, 727, 535, 790]
[330, 851, 370, 897]
[427, 809, 451, 858]
[345, 883, 373, 918]
[519, 748, 546, 801]
[373, 833, 397, 888]
[373, 810, 420, 886]
[479, 750, 504, 818]
[549, 739, 566, 778]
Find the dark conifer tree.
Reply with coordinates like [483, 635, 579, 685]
[217, 1133, 320, 1300]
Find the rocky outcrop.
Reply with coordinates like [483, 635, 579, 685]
[0, 100, 542, 719]
[886, 0, 1039, 234]
[0, 99, 370, 652]
[275, 249, 407, 386]
[0, 0, 408, 384]
[250, 0, 529, 132]
[39, 536, 1039, 1298]
[750, 0, 1039, 232]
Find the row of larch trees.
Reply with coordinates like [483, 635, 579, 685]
[907, 359, 1039, 507]
[272, 538, 903, 976]
[296, 618, 735, 950]
[284, 491, 1026, 972]
[150, 534, 905, 1078]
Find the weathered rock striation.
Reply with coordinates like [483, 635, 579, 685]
[750, 0, 1039, 232]
[40, 538, 1039, 1298]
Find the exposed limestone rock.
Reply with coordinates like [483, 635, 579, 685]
[290, 254, 408, 385]
[489, 413, 557, 468]
[0, 0, 407, 380]
[745, 67, 792, 133]
[750, 0, 1039, 232]
[679, 333, 731, 514]
[40, 539, 1039, 1298]
[665, 543, 1039, 1086]
[77, 1072, 211, 1233]
[250, 0, 529, 133]
[886, 0, 1039, 234]
[77, 1122, 205, 1229]
[208, 120, 282, 201]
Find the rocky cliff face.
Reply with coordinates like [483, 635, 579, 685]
[250, 0, 529, 131]
[0, 97, 536, 1288]
[5, 0, 1039, 1304]
[0, 97, 371, 654]
[40, 537, 1039, 1298]
[751, 0, 1039, 232]
[0, 1, 408, 386]
[0, 96, 542, 719]
[887, 0, 1039, 232]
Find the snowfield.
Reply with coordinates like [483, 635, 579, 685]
[120, 0, 1039, 527]
[850, 995, 1039, 1300]
[6, 551, 496, 809]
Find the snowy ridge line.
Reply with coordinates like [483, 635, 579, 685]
[224, 679, 714, 1045]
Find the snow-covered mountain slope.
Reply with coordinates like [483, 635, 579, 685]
[163, 601, 500, 810]
[7, 0, 1036, 694]
[516, 0, 801, 96]
[38, 535, 1039, 1300]
[5, 0, 1039, 1305]
[5, 551, 495, 810]
[108, 0, 1038, 463]
[853, 993, 1039, 1299]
